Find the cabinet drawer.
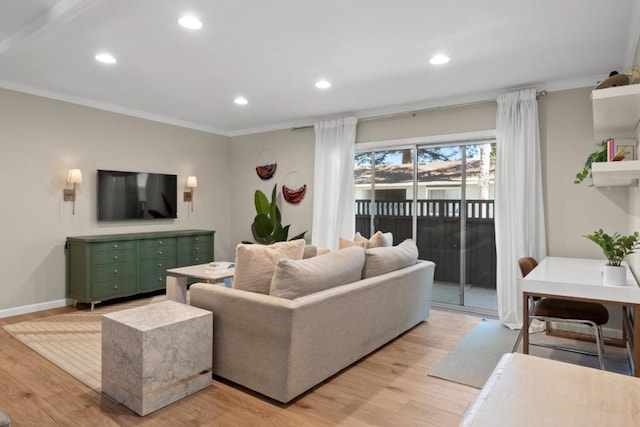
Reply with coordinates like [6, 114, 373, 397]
[90, 261, 137, 282]
[138, 245, 177, 260]
[139, 258, 177, 275]
[138, 273, 167, 291]
[90, 241, 136, 252]
[178, 251, 213, 266]
[91, 248, 137, 265]
[91, 277, 137, 300]
[138, 238, 176, 249]
[178, 235, 213, 254]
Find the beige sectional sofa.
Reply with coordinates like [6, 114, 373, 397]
[189, 246, 435, 403]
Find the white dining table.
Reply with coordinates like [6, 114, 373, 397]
[521, 256, 640, 376]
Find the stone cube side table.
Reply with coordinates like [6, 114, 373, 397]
[102, 300, 213, 416]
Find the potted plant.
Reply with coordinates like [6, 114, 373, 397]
[574, 139, 608, 185]
[584, 229, 640, 285]
[243, 184, 306, 244]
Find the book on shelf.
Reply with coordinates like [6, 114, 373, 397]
[606, 138, 636, 162]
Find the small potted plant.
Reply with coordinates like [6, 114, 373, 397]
[584, 229, 640, 285]
[574, 139, 608, 185]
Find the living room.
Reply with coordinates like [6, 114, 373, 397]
[1, 1, 640, 425]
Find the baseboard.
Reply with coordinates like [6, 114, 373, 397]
[0, 298, 70, 319]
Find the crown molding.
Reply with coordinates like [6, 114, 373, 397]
[0, 79, 231, 136]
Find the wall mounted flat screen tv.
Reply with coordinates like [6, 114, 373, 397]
[97, 170, 177, 221]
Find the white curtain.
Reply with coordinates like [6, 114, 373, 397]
[495, 89, 547, 329]
[311, 116, 358, 250]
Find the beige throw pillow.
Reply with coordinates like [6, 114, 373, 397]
[362, 239, 418, 279]
[354, 231, 392, 249]
[232, 239, 305, 294]
[270, 246, 365, 299]
[338, 237, 365, 249]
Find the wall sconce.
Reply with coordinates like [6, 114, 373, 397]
[63, 168, 83, 215]
[184, 175, 198, 211]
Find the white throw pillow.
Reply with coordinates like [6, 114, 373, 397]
[232, 239, 305, 294]
[362, 239, 418, 279]
[269, 246, 365, 299]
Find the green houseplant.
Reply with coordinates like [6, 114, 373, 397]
[574, 139, 608, 185]
[584, 229, 640, 286]
[244, 184, 306, 244]
[584, 229, 640, 266]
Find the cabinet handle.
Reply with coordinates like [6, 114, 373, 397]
[195, 258, 200, 262]
[158, 263, 162, 268]
[113, 244, 118, 249]
[195, 247, 199, 252]
[195, 237, 200, 241]
[114, 284, 118, 289]
[113, 269, 118, 274]
[158, 240, 163, 245]
[158, 251, 163, 255]
[158, 277, 163, 282]
[113, 255, 118, 260]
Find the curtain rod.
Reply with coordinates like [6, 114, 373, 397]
[290, 90, 548, 132]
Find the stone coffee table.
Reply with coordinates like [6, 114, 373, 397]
[102, 300, 213, 415]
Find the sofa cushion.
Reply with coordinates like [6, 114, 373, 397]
[362, 239, 419, 279]
[269, 246, 365, 299]
[232, 239, 305, 294]
[354, 231, 392, 248]
[338, 237, 365, 249]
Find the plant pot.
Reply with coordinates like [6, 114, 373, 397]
[602, 264, 627, 286]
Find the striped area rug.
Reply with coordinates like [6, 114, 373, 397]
[3, 295, 167, 393]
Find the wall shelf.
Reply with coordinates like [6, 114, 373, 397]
[592, 84, 640, 141]
[591, 160, 640, 187]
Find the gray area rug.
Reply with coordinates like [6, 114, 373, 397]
[429, 318, 631, 389]
[429, 319, 519, 388]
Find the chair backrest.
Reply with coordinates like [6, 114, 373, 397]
[518, 257, 538, 277]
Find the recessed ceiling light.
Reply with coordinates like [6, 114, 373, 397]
[95, 53, 116, 64]
[178, 15, 203, 30]
[315, 79, 331, 89]
[234, 97, 248, 105]
[429, 54, 450, 65]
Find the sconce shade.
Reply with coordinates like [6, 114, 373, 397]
[67, 169, 83, 184]
[186, 176, 198, 188]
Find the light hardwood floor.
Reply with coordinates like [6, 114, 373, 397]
[0, 307, 481, 426]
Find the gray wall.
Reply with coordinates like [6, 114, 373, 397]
[1, 84, 635, 318]
[0, 88, 232, 314]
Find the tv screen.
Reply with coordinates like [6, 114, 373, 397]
[97, 170, 177, 221]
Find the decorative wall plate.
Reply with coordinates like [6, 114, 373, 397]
[256, 163, 277, 180]
[256, 149, 277, 180]
[283, 171, 307, 204]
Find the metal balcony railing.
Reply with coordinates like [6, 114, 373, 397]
[355, 199, 496, 288]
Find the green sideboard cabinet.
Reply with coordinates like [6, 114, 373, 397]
[66, 230, 214, 310]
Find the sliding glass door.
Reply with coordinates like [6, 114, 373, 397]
[355, 141, 496, 312]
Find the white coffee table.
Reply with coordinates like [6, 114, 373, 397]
[166, 262, 234, 303]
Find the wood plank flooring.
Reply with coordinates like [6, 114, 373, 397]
[0, 307, 481, 426]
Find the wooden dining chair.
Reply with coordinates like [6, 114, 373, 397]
[512, 257, 609, 369]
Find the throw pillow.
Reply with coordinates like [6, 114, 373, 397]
[362, 239, 419, 279]
[354, 231, 392, 248]
[270, 246, 365, 299]
[338, 237, 365, 249]
[232, 239, 305, 294]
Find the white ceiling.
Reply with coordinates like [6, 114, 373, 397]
[1, 0, 639, 136]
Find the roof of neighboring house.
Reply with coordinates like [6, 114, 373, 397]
[354, 159, 496, 185]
